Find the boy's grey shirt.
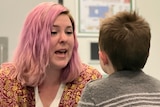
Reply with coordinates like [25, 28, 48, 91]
[78, 70, 160, 107]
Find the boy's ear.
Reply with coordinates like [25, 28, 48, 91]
[99, 50, 108, 65]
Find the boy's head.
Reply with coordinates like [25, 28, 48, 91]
[98, 11, 151, 72]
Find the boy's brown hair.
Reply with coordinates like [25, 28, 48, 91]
[99, 11, 151, 71]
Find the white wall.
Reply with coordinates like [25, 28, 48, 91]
[135, 0, 160, 79]
[0, 0, 58, 61]
[1, 0, 160, 79]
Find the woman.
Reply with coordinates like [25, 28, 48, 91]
[0, 2, 102, 107]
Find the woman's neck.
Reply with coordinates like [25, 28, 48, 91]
[41, 66, 62, 87]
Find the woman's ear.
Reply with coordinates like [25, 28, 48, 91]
[99, 50, 108, 65]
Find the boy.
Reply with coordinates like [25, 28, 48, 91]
[78, 11, 160, 107]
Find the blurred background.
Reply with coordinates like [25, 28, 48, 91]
[0, 0, 160, 79]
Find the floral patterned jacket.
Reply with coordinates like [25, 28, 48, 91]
[0, 63, 102, 107]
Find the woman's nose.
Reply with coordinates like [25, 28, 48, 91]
[59, 32, 67, 43]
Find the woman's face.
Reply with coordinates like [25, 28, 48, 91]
[49, 14, 74, 70]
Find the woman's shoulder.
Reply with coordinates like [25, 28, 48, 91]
[80, 63, 102, 79]
[0, 62, 19, 86]
[0, 62, 28, 93]
[0, 63, 34, 106]
[66, 63, 102, 86]
[71, 63, 102, 84]
[0, 62, 16, 77]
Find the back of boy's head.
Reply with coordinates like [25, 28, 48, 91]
[99, 11, 151, 71]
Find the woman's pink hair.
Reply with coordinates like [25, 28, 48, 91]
[11, 2, 82, 86]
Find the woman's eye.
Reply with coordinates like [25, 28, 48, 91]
[66, 31, 73, 35]
[51, 32, 57, 35]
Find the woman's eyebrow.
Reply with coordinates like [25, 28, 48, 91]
[52, 25, 72, 28]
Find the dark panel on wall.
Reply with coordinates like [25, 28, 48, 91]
[58, 0, 63, 4]
[0, 37, 8, 64]
[90, 42, 99, 60]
